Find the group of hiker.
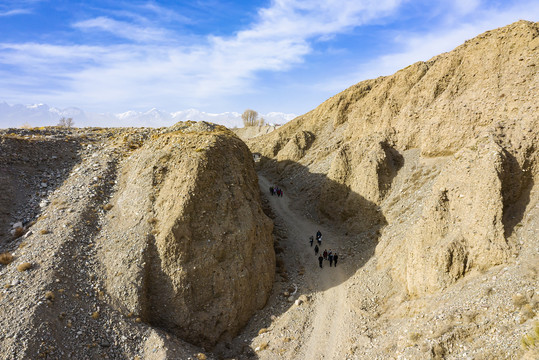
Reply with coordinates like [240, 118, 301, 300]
[310, 230, 338, 268]
[269, 185, 283, 197]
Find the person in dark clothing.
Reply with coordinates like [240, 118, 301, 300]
[323, 249, 328, 260]
[329, 252, 334, 267]
[316, 230, 321, 239]
[314, 244, 319, 255]
[309, 236, 314, 246]
[318, 254, 323, 268]
[270, 186, 274, 195]
[334, 253, 338, 267]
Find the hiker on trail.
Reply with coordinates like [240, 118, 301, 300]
[329, 252, 334, 267]
[316, 230, 321, 239]
[309, 236, 314, 247]
[323, 249, 328, 260]
[318, 254, 324, 268]
[280, 189, 284, 197]
[334, 253, 338, 267]
[314, 244, 319, 255]
[270, 186, 274, 195]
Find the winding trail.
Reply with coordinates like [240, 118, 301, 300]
[258, 175, 351, 359]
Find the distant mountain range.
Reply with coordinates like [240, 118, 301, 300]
[0, 102, 297, 129]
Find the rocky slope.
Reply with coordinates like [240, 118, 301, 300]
[0, 122, 274, 358]
[247, 20, 539, 358]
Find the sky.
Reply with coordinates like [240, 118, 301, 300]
[0, 0, 538, 120]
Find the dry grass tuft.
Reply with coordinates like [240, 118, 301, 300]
[0, 253, 14, 265]
[258, 328, 269, 335]
[521, 322, 539, 350]
[40, 229, 50, 235]
[103, 203, 113, 211]
[148, 217, 158, 225]
[17, 262, 32, 272]
[91, 311, 100, 319]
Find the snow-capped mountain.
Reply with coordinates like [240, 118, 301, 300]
[0, 102, 296, 129]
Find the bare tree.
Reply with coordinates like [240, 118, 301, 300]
[242, 109, 258, 127]
[58, 117, 74, 128]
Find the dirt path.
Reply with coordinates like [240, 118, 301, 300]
[258, 175, 350, 359]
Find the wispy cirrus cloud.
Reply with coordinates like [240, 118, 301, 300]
[0, 8, 31, 16]
[73, 16, 171, 42]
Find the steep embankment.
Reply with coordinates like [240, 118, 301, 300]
[247, 20, 539, 358]
[0, 122, 274, 358]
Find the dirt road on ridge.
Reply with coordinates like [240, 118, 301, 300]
[258, 175, 352, 359]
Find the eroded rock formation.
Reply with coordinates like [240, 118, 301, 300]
[98, 122, 274, 347]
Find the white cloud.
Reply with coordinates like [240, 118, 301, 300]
[319, 0, 539, 93]
[73, 16, 170, 42]
[453, 0, 482, 15]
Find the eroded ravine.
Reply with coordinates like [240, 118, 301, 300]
[257, 175, 351, 359]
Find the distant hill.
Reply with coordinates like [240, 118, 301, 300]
[0, 102, 296, 129]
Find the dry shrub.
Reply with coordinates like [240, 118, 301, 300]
[513, 293, 528, 308]
[521, 304, 536, 320]
[103, 203, 113, 211]
[258, 328, 269, 335]
[464, 311, 479, 324]
[148, 217, 158, 225]
[40, 229, 50, 235]
[91, 311, 100, 319]
[13, 227, 24, 239]
[17, 262, 32, 272]
[409, 332, 422, 342]
[0, 253, 14, 265]
[45, 291, 55, 301]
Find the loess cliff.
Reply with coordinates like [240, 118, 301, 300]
[249, 20, 539, 296]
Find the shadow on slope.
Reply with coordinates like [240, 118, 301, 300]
[217, 156, 387, 359]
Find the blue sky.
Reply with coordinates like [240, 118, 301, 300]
[0, 0, 537, 118]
